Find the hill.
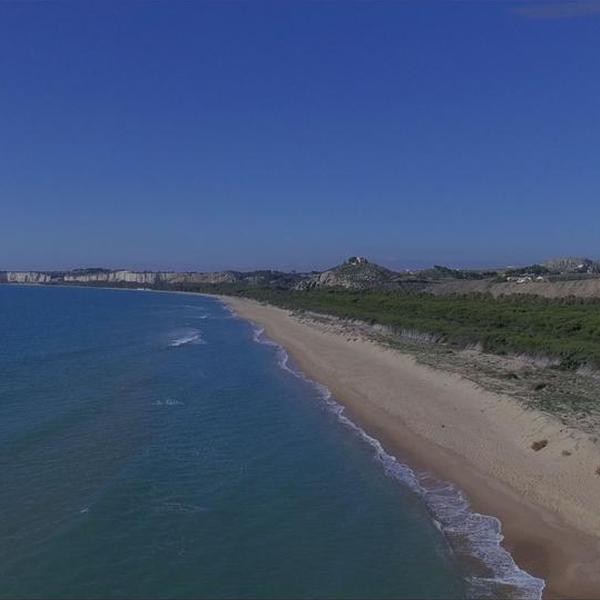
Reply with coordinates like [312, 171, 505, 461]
[295, 256, 405, 290]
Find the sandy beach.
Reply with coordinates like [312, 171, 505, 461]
[222, 296, 600, 599]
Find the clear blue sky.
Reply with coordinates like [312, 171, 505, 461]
[2, 1, 600, 272]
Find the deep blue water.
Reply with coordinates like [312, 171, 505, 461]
[0, 286, 541, 599]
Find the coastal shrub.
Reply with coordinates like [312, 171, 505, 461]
[184, 284, 600, 369]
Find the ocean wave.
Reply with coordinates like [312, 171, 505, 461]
[250, 323, 545, 600]
[218, 302, 239, 320]
[155, 501, 206, 514]
[251, 326, 295, 373]
[169, 329, 204, 347]
[182, 305, 210, 319]
[153, 398, 184, 406]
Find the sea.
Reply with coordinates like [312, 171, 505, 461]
[0, 285, 544, 599]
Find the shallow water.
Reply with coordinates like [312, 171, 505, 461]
[0, 285, 541, 598]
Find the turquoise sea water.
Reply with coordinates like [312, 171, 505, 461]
[0, 286, 542, 599]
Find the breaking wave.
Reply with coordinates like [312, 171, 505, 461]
[169, 329, 204, 347]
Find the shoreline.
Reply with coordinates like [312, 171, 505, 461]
[5, 284, 600, 596]
[221, 295, 600, 600]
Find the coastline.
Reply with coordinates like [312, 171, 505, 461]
[220, 295, 600, 599]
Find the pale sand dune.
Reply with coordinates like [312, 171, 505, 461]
[222, 296, 600, 599]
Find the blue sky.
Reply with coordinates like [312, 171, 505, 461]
[2, 1, 600, 272]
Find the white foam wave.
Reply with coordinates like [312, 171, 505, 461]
[251, 325, 264, 342]
[250, 324, 545, 600]
[169, 329, 204, 347]
[218, 302, 241, 320]
[153, 398, 184, 406]
[251, 325, 295, 373]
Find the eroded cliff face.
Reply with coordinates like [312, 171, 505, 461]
[1, 270, 154, 285]
[63, 271, 158, 284]
[1, 269, 254, 286]
[4, 272, 54, 284]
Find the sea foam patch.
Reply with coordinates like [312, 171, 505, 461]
[168, 328, 205, 347]
[249, 322, 545, 600]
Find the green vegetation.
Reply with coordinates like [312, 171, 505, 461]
[505, 264, 550, 277]
[419, 265, 498, 280]
[191, 285, 600, 369]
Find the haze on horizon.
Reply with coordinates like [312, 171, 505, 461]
[2, 1, 599, 273]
